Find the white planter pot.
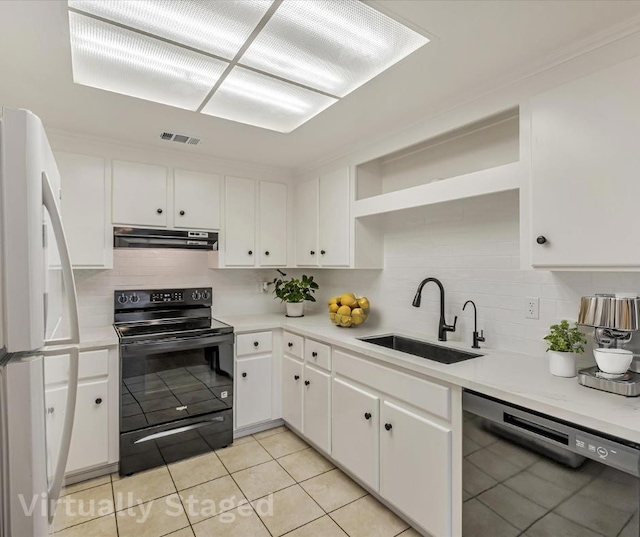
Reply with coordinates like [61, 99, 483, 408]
[548, 351, 578, 378]
[286, 302, 304, 317]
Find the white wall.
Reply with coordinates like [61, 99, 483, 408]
[318, 191, 640, 356]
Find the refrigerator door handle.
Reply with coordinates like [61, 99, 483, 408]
[45, 345, 79, 523]
[41, 171, 80, 346]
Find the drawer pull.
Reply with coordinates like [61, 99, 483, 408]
[242, 372, 247, 378]
[288, 342, 293, 348]
[294, 375, 300, 380]
[312, 352, 318, 358]
[253, 341, 259, 347]
[95, 398, 103, 405]
[304, 380, 310, 386]
[384, 423, 393, 431]
[156, 208, 163, 214]
[364, 412, 372, 420]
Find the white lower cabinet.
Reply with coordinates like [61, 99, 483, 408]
[302, 365, 331, 453]
[331, 377, 379, 490]
[380, 400, 452, 537]
[282, 355, 303, 431]
[235, 355, 272, 429]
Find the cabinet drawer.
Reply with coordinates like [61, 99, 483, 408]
[236, 332, 272, 356]
[333, 350, 451, 420]
[45, 349, 109, 386]
[283, 332, 304, 359]
[305, 339, 331, 370]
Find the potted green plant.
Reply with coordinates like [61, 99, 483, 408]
[272, 274, 319, 317]
[544, 320, 587, 377]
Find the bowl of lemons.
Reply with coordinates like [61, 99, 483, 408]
[328, 293, 370, 327]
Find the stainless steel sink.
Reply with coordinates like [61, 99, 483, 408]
[359, 334, 482, 364]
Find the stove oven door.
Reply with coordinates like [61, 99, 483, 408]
[119, 333, 234, 475]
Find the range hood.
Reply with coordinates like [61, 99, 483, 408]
[114, 227, 218, 250]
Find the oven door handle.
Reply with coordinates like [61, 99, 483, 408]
[134, 416, 226, 444]
[121, 333, 234, 357]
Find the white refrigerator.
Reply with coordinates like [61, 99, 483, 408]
[0, 108, 80, 537]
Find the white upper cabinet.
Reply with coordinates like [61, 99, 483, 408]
[319, 168, 351, 266]
[224, 176, 256, 266]
[530, 54, 640, 269]
[259, 181, 287, 266]
[295, 167, 350, 268]
[112, 160, 168, 227]
[55, 152, 112, 268]
[295, 178, 319, 266]
[174, 169, 221, 230]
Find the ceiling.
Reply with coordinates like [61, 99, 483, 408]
[1, 0, 640, 170]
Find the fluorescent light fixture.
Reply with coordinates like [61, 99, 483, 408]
[202, 66, 337, 133]
[68, 0, 273, 60]
[67, 0, 429, 133]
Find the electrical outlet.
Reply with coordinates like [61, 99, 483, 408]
[526, 297, 540, 319]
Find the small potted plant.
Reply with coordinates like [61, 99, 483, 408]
[272, 274, 319, 317]
[543, 320, 587, 377]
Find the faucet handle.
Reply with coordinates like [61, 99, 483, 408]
[445, 316, 458, 332]
[477, 330, 485, 342]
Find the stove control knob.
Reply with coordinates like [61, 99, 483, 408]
[202, 290, 210, 300]
[192, 291, 201, 300]
[130, 294, 140, 304]
[117, 294, 128, 304]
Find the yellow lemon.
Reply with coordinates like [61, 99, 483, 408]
[328, 296, 339, 306]
[351, 308, 364, 316]
[329, 303, 339, 313]
[337, 305, 352, 316]
[339, 315, 353, 327]
[329, 312, 336, 322]
[333, 314, 342, 325]
[357, 297, 370, 312]
[340, 294, 358, 308]
[352, 314, 365, 325]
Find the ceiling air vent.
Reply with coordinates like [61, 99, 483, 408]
[159, 132, 201, 145]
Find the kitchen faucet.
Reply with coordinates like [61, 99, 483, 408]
[463, 300, 485, 349]
[412, 278, 457, 341]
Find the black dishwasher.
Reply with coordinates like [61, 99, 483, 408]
[463, 390, 640, 537]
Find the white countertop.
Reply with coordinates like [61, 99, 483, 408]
[219, 313, 640, 444]
[79, 325, 118, 350]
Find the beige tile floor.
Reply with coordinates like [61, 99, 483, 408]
[54, 426, 420, 537]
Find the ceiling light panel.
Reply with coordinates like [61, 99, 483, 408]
[69, 12, 228, 110]
[69, 0, 273, 60]
[239, 0, 429, 97]
[201, 66, 337, 133]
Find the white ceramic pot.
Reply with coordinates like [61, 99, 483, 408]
[548, 351, 578, 378]
[593, 348, 633, 375]
[286, 302, 304, 317]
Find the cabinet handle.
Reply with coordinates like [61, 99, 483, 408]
[179, 210, 185, 216]
[536, 236, 547, 245]
[384, 423, 393, 431]
[253, 341, 259, 347]
[320, 250, 326, 255]
[364, 412, 372, 420]
[294, 375, 300, 380]
[288, 342, 293, 348]
[157, 208, 163, 214]
[265, 251, 270, 256]
[242, 372, 247, 378]
[248, 250, 253, 256]
[95, 398, 103, 405]
[312, 352, 318, 358]
[310, 250, 315, 255]
[304, 380, 310, 386]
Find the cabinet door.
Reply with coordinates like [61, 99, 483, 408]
[380, 400, 452, 537]
[319, 168, 350, 267]
[303, 365, 330, 453]
[112, 160, 167, 227]
[331, 377, 379, 490]
[259, 181, 287, 266]
[56, 152, 110, 268]
[224, 176, 256, 266]
[282, 355, 303, 431]
[295, 178, 319, 267]
[531, 55, 640, 267]
[66, 380, 109, 473]
[235, 355, 272, 429]
[174, 169, 221, 230]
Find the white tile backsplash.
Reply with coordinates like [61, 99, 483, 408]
[78, 190, 640, 357]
